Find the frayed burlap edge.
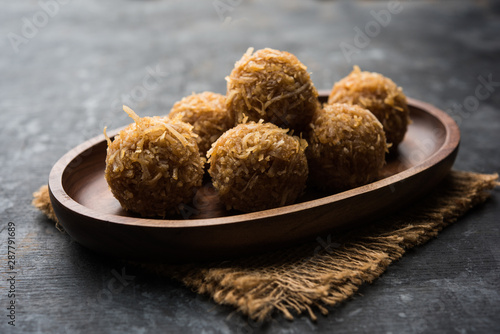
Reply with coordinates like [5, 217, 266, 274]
[32, 170, 499, 321]
[32, 185, 64, 232]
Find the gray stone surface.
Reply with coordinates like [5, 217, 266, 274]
[1, 0, 499, 333]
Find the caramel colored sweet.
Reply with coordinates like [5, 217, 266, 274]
[226, 48, 319, 133]
[169, 92, 232, 156]
[307, 103, 388, 192]
[328, 66, 410, 149]
[104, 106, 204, 217]
[208, 121, 308, 212]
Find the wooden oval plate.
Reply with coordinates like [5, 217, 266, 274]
[49, 93, 460, 263]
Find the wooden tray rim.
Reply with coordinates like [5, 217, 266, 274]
[48, 97, 460, 229]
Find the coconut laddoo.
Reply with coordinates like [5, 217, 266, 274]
[169, 92, 232, 156]
[307, 103, 388, 192]
[328, 66, 410, 149]
[226, 48, 319, 133]
[104, 106, 204, 217]
[208, 121, 308, 212]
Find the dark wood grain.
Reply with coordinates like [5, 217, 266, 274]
[48, 95, 460, 263]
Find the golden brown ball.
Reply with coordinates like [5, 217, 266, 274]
[169, 92, 232, 156]
[328, 66, 410, 149]
[226, 48, 319, 133]
[307, 103, 388, 192]
[104, 106, 204, 217]
[208, 121, 308, 212]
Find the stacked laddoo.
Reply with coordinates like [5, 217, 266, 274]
[226, 48, 319, 133]
[208, 121, 308, 212]
[104, 106, 204, 217]
[104, 48, 410, 217]
[328, 66, 410, 149]
[169, 92, 232, 156]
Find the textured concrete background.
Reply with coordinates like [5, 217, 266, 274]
[1, 0, 499, 333]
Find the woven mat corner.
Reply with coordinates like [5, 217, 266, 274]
[32, 170, 499, 321]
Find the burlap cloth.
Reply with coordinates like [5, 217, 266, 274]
[33, 170, 498, 321]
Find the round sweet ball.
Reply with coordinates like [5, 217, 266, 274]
[169, 92, 232, 156]
[307, 103, 388, 192]
[328, 66, 410, 149]
[207, 121, 308, 212]
[104, 106, 204, 217]
[226, 47, 319, 133]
